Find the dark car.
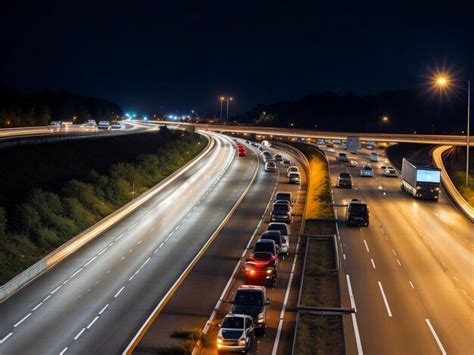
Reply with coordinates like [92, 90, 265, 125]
[346, 199, 370, 226]
[271, 203, 292, 223]
[259, 231, 283, 255]
[337, 172, 353, 188]
[229, 285, 270, 333]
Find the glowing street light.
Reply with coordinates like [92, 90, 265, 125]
[432, 72, 471, 187]
[382, 116, 389, 122]
[226, 97, 233, 121]
[219, 97, 225, 120]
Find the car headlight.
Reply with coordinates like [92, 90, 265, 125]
[217, 337, 223, 344]
[267, 268, 273, 274]
[238, 339, 246, 346]
[416, 186, 421, 190]
[258, 312, 264, 322]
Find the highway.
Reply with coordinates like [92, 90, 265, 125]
[130, 140, 307, 355]
[322, 143, 474, 354]
[0, 132, 260, 354]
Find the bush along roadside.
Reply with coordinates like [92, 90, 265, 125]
[292, 142, 345, 355]
[0, 129, 206, 284]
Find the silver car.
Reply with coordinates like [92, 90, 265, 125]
[265, 161, 278, 172]
[288, 172, 301, 184]
[217, 314, 255, 353]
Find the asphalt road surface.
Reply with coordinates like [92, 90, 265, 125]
[323, 143, 473, 355]
[133, 140, 307, 355]
[0, 132, 260, 354]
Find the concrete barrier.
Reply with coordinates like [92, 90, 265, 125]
[0, 131, 213, 302]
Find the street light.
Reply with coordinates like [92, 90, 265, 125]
[226, 97, 233, 122]
[382, 116, 389, 123]
[219, 97, 225, 120]
[434, 73, 471, 187]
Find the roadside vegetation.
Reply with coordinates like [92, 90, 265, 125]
[0, 128, 205, 284]
[450, 172, 474, 206]
[292, 142, 344, 354]
[442, 147, 474, 207]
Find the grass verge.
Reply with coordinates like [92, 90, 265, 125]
[294, 314, 344, 355]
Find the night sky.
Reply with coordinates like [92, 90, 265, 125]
[1, 1, 472, 115]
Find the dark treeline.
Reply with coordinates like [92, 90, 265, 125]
[0, 128, 205, 283]
[239, 90, 467, 135]
[0, 87, 122, 127]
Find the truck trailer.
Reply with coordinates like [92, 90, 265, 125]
[400, 158, 441, 201]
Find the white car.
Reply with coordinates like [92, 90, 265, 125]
[265, 161, 278, 172]
[217, 314, 255, 353]
[349, 159, 358, 167]
[360, 165, 374, 177]
[288, 172, 301, 184]
[287, 166, 299, 177]
[384, 167, 397, 177]
[369, 153, 379, 162]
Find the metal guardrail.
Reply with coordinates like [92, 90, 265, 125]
[432, 146, 474, 222]
[152, 120, 474, 146]
[0, 132, 213, 302]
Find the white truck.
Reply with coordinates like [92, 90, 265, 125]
[400, 158, 441, 200]
[346, 136, 360, 154]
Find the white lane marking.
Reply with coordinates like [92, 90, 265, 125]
[137, 240, 142, 245]
[129, 275, 135, 281]
[343, 253, 346, 260]
[363, 239, 370, 253]
[98, 247, 108, 256]
[32, 302, 43, 311]
[392, 249, 397, 256]
[409, 281, 415, 289]
[50, 285, 62, 294]
[425, 319, 447, 355]
[62, 279, 69, 285]
[121, 256, 125, 260]
[59, 347, 68, 355]
[73, 328, 86, 340]
[43, 295, 51, 302]
[371, 258, 376, 269]
[86, 316, 100, 329]
[84, 256, 97, 267]
[378, 281, 393, 317]
[70, 267, 84, 279]
[153, 248, 159, 254]
[346, 275, 363, 354]
[114, 286, 125, 298]
[0, 332, 13, 344]
[396, 258, 402, 266]
[98, 304, 109, 315]
[13, 313, 32, 327]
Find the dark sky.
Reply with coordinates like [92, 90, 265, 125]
[1, 1, 472, 115]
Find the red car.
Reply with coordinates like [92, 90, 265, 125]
[243, 252, 278, 286]
[238, 149, 246, 157]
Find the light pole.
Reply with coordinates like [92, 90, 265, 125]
[226, 97, 233, 122]
[219, 97, 225, 120]
[434, 75, 471, 187]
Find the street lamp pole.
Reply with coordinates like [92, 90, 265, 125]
[226, 97, 233, 122]
[466, 80, 471, 187]
[219, 97, 224, 120]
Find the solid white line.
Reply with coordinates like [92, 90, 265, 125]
[50, 285, 62, 294]
[0, 332, 13, 344]
[128, 275, 135, 281]
[59, 346, 68, 355]
[363, 239, 370, 253]
[13, 313, 32, 327]
[425, 319, 447, 355]
[392, 249, 397, 256]
[378, 281, 393, 317]
[409, 281, 415, 289]
[396, 258, 402, 266]
[73, 328, 86, 340]
[32, 302, 43, 311]
[98, 247, 107, 256]
[141, 257, 151, 268]
[114, 286, 125, 298]
[70, 267, 84, 279]
[87, 316, 100, 329]
[137, 240, 142, 245]
[371, 258, 376, 269]
[346, 275, 363, 354]
[98, 304, 109, 315]
[84, 256, 97, 267]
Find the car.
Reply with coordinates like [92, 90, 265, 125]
[253, 239, 278, 256]
[287, 166, 299, 177]
[242, 259, 277, 286]
[238, 150, 247, 157]
[267, 222, 291, 237]
[282, 159, 291, 167]
[360, 165, 374, 177]
[274, 192, 293, 205]
[274, 154, 283, 162]
[346, 199, 370, 226]
[336, 152, 349, 162]
[260, 231, 283, 255]
[265, 161, 278, 172]
[288, 172, 301, 184]
[228, 285, 270, 333]
[271, 203, 292, 222]
[337, 172, 352, 188]
[217, 314, 255, 353]
[349, 159, 358, 167]
[369, 153, 379, 162]
[261, 230, 289, 256]
[384, 167, 397, 177]
[326, 141, 334, 147]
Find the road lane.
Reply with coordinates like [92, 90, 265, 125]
[0, 132, 260, 354]
[324, 143, 474, 354]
